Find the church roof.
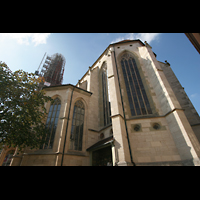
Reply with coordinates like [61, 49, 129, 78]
[76, 39, 145, 86]
[114, 39, 132, 43]
[43, 83, 92, 95]
[111, 39, 145, 46]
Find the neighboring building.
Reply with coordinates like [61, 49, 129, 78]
[10, 39, 200, 166]
[185, 33, 200, 54]
[0, 146, 15, 166]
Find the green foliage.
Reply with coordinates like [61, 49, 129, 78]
[0, 62, 53, 152]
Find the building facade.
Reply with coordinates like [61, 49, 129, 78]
[10, 39, 200, 166]
[185, 33, 200, 54]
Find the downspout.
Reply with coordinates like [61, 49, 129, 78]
[112, 44, 135, 166]
[61, 86, 75, 166]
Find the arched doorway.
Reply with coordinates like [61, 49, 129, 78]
[92, 145, 112, 166]
[86, 135, 114, 166]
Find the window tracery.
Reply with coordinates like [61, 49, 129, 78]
[101, 63, 111, 126]
[120, 52, 152, 116]
[40, 98, 61, 149]
[70, 100, 85, 151]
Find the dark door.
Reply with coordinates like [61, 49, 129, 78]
[92, 145, 112, 166]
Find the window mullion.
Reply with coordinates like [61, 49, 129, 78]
[70, 101, 85, 151]
[47, 103, 57, 148]
[127, 58, 143, 115]
[103, 71, 109, 125]
[124, 59, 139, 115]
[131, 58, 152, 114]
[41, 99, 61, 149]
[102, 72, 106, 126]
[121, 59, 136, 116]
[130, 58, 147, 115]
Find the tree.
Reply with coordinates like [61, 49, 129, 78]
[0, 62, 53, 152]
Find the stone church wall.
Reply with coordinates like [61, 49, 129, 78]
[160, 61, 200, 143]
[8, 39, 200, 166]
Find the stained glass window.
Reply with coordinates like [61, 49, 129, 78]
[40, 98, 61, 149]
[102, 65, 111, 126]
[70, 100, 85, 151]
[121, 53, 152, 116]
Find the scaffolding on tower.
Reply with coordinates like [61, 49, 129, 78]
[35, 53, 66, 90]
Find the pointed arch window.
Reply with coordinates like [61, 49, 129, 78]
[70, 100, 85, 151]
[40, 98, 61, 149]
[120, 52, 152, 116]
[102, 65, 111, 126]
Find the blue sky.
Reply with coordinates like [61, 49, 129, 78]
[0, 33, 199, 114]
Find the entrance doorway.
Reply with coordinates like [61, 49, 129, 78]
[92, 145, 112, 166]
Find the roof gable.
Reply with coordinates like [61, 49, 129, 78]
[76, 39, 145, 85]
[43, 83, 92, 96]
[111, 39, 145, 46]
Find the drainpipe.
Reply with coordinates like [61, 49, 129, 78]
[112, 44, 135, 166]
[61, 86, 75, 166]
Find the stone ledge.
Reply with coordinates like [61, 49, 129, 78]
[22, 151, 62, 156]
[65, 151, 87, 157]
[108, 74, 114, 79]
[117, 161, 133, 166]
[135, 158, 200, 166]
[110, 113, 124, 120]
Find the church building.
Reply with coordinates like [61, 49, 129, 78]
[10, 39, 200, 166]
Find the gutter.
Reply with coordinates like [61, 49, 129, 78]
[112, 44, 135, 166]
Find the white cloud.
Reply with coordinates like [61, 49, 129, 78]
[190, 93, 198, 99]
[111, 36, 125, 44]
[111, 33, 161, 44]
[0, 33, 51, 46]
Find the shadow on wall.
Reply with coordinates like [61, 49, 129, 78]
[141, 56, 198, 166]
[113, 138, 121, 165]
